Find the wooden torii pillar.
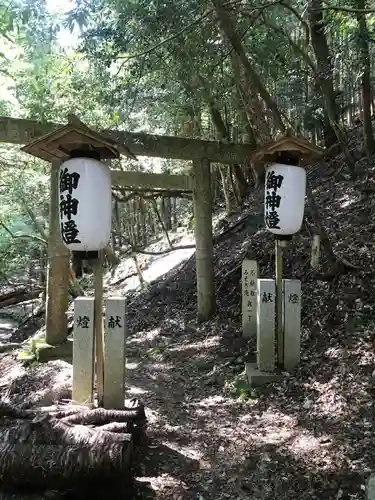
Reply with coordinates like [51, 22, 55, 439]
[192, 158, 215, 320]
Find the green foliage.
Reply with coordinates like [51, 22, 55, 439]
[228, 371, 258, 402]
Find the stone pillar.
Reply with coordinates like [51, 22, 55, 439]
[256, 279, 276, 372]
[283, 279, 301, 371]
[103, 297, 127, 409]
[241, 260, 258, 338]
[45, 161, 70, 345]
[72, 297, 95, 405]
[192, 158, 215, 321]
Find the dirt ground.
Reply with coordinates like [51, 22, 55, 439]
[125, 311, 374, 500]
[1, 300, 373, 500]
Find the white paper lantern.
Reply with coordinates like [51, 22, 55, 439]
[58, 157, 112, 251]
[264, 163, 306, 235]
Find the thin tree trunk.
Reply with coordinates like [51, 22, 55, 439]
[219, 166, 234, 215]
[229, 166, 241, 206]
[171, 197, 177, 229]
[209, 104, 248, 198]
[307, 0, 357, 179]
[212, 0, 285, 133]
[151, 198, 173, 248]
[306, 180, 336, 264]
[139, 197, 147, 246]
[356, 0, 374, 154]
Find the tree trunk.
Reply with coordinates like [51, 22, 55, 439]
[229, 166, 241, 206]
[151, 198, 173, 248]
[212, 0, 285, 133]
[356, 0, 374, 155]
[114, 198, 122, 250]
[307, 0, 357, 178]
[323, 114, 337, 148]
[165, 197, 172, 231]
[139, 197, 147, 246]
[209, 104, 248, 198]
[231, 52, 271, 147]
[219, 166, 234, 215]
[306, 180, 336, 263]
[171, 197, 177, 229]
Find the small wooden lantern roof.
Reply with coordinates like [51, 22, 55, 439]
[21, 114, 137, 163]
[252, 131, 324, 166]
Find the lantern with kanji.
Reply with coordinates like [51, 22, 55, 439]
[20, 114, 137, 256]
[264, 163, 306, 236]
[58, 152, 112, 251]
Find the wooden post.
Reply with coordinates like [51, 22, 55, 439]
[311, 234, 320, 268]
[104, 297, 126, 409]
[241, 260, 258, 338]
[192, 158, 215, 321]
[72, 297, 95, 405]
[275, 238, 284, 368]
[283, 279, 301, 371]
[94, 250, 105, 407]
[45, 162, 70, 345]
[257, 279, 276, 372]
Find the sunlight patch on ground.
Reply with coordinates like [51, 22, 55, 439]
[146, 362, 173, 374]
[325, 346, 346, 359]
[127, 328, 161, 344]
[192, 395, 229, 407]
[287, 433, 322, 455]
[167, 336, 220, 353]
[125, 361, 140, 370]
[142, 407, 161, 425]
[163, 440, 204, 461]
[252, 427, 294, 445]
[127, 385, 148, 396]
[338, 194, 358, 208]
[246, 410, 298, 446]
[143, 473, 189, 494]
[143, 236, 195, 284]
[310, 377, 348, 416]
[0, 362, 25, 389]
[108, 233, 195, 293]
[238, 411, 325, 456]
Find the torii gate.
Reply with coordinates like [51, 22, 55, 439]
[0, 116, 253, 345]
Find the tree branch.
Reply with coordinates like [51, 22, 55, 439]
[114, 10, 211, 77]
[247, 0, 284, 11]
[0, 220, 14, 238]
[13, 234, 47, 245]
[318, 2, 375, 13]
[279, 1, 310, 44]
[262, 16, 316, 70]
[17, 198, 47, 240]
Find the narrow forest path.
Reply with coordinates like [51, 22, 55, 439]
[125, 309, 372, 500]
